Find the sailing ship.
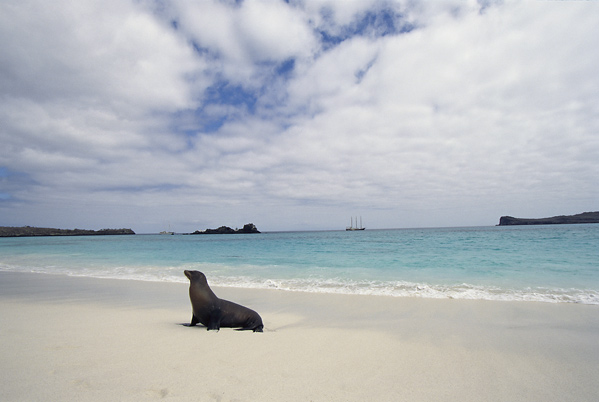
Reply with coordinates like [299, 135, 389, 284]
[346, 216, 365, 231]
[159, 223, 174, 235]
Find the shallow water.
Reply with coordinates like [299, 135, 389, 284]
[1, 224, 598, 304]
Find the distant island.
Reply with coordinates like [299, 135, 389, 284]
[498, 211, 599, 226]
[189, 223, 260, 235]
[0, 226, 135, 237]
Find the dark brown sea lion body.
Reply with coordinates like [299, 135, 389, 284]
[184, 270, 263, 332]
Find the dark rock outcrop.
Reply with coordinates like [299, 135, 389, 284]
[0, 226, 135, 237]
[194, 226, 237, 235]
[498, 211, 599, 226]
[191, 223, 260, 234]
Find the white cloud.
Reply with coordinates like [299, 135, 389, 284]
[171, 0, 317, 85]
[0, 1, 202, 180]
[1, 0, 598, 232]
[287, 36, 381, 114]
[1, 0, 201, 112]
[236, 0, 316, 61]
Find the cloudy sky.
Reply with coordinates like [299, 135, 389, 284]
[1, 0, 598, 233]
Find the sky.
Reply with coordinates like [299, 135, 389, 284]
[1, 0, 598, 233]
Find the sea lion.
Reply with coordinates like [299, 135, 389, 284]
[184, 270, 263, 332]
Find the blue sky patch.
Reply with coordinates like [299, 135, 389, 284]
[189, 80, 260, 133]
[318, 7, 414, 49]
[355, 57, 378, 83]
[205, 81, 257, 111]
[201, 115, 228, 134]
[275, 58, 296, 79]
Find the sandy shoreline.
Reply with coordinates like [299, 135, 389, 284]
[1, 271, 598, 401]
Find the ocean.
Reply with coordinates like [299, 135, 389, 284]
[1, 224, 598, 304]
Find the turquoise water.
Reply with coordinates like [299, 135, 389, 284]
[1, 225, 598, 304]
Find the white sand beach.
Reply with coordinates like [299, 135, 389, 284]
[1, 271, 598, 401]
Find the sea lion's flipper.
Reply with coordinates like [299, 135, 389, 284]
[207, 309, 222, 331]
[189, 314, 199, 326]
[235, 323, 264, 332]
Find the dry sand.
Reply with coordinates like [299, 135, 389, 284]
[1, 271, 598, 401]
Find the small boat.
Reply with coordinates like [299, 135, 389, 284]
[346, 216, 365, 231]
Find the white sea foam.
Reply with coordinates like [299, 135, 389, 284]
[205, 275, 599, 305]
[2, 263, 598, 304]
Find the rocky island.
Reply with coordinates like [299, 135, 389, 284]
[0, 226, 135, 237]
[190, 223, 260, 234]
[498, 211, 599, 226]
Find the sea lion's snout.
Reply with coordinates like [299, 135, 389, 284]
[184, 270, 206, 282]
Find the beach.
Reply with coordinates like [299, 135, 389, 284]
[1, 271, 598, 401]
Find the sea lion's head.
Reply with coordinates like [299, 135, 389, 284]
[184, 270, 208, 286]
